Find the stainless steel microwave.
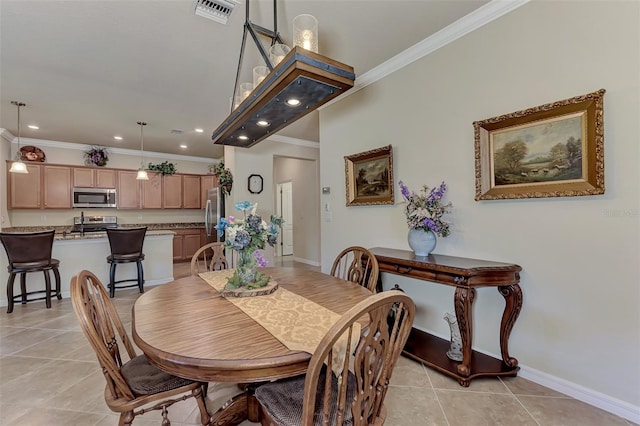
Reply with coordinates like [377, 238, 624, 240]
[72, 187, 117, 208]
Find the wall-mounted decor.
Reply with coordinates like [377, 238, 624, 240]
[19, 145, 46, 162]
[474, 89, 605, 200]
[344, 145, 394, 206]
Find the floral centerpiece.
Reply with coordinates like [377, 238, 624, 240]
[215, 201, 283, 290]
[84, 146, 109, 167]
[398, 180, 452, 256]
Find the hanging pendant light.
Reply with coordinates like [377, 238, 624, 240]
[9, 101, 28, 174]
[136, 121, 149, 180]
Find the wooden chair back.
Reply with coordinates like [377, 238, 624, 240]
[303, 290, 414, 425]
[190, 242, 229, 275]
[71, 270, 138, 401]
[330, 246, 379, 292]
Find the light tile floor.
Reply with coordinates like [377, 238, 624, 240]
[0, 259, 635, 425]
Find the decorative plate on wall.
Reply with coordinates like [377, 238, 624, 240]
[19, 145, 46, 162]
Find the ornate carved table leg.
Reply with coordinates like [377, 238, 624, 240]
[454, 286, 476, 382]
[498, 284, 523, 368]
[210, 392, 248, 426]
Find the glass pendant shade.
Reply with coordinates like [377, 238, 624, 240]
[269, 44, 291, 66]
[136, 169, 149, 180]
[253, 66, 269, 87]
[239, 82, 254, 102]
[9, 160, 28, 173]
[293, 14, 318, 53]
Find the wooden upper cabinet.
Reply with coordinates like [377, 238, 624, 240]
[163, 175, 182, 209]
[141, 172, 162, 209]
[117, 170, 140, 209]
[9, 162, 42, 208]
[74, 167, 117, 189]
[182, 175, 201, 209]
[200, 175, 216, 209]
[43, 165, 72, 209]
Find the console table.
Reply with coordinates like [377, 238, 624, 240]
[369, 247, 522, 386]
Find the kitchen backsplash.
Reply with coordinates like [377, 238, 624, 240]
[7, 208, 205, 227]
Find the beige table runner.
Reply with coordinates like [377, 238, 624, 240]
[199, 270, 360, 372]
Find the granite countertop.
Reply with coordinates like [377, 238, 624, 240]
[53, 229, 176, 241]
[2, 222, 204, 238]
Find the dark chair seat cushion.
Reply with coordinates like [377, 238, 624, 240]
[255, 368, 356, 426]
[120, 355, 194, 396]
[10, 258, 59, 272]
[107, 253, 144, 262]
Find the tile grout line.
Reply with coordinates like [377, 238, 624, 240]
[498, 376, 542, 426]
[423, 362, 451, 426]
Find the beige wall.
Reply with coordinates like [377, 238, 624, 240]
[3, 136, 216, 227]
[320, 0, 638, 412]
[226, 138, 320, 265]
[273, 156, 320, 264]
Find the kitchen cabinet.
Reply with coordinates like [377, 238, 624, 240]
[141, 172, 162, 209]
[182, 175, 201, 209]
[8, 163, 71, 209]
[8, 162, 41, 208]
[73, 167, 116, 188]
[171, 228, 204, 261]
[163, 175, 182, 209]
[43, 166, 72, 208]
[117, 170, 140, 209]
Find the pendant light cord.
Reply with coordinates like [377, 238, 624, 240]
[11, 101, 26, 153]
[137, 121, 147, 167]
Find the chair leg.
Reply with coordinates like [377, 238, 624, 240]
[43, 269, 52, 309]
[136, 260, 144, 294]
[118, 411, 134, 426]
[193, 386, 212, 426]
[19, 273, 27, 304]
[52, 266, 62, 300]
[6, 273, 16, 314]
[109, 262, 117, 298]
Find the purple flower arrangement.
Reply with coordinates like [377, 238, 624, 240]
[84, 146, 109, 167]
[399, 180, 452, 237]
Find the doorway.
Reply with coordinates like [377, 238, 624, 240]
[276, 181, 293, 256]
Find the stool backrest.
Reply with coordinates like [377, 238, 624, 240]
[106, 227, 147, 256]
[0, 230, 55, 265]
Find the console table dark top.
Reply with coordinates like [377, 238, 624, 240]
[369, 247, 521, 287]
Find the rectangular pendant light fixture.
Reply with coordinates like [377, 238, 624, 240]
[212, 46, 355, 148]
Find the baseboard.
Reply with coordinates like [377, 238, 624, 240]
[518, 365, 640, 424]
[292, 257, 321, 267]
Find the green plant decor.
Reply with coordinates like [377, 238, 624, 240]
[213, 161, 233, 196]
[147, 161, 177, 176]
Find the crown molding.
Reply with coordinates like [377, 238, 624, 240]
[2, 132, 215, 164]
[320, 0, 530, 110]
[266, 134, 319, 149]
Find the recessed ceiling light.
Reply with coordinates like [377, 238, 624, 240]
[179, 144, 188, 149]
[238, 135, 249, 140]
[195, 128, 204, 133]
[285, 98, 301, 106]
[256, 120, 270, 127]
[113, 136, 123, 140]
[27, 125, 39, 130]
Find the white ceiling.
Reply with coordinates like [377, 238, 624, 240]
[0, 0, 488, 159]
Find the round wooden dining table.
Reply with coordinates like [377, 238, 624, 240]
[132, 266, 373, 425]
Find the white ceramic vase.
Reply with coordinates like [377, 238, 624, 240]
[407, 228, 437, 257]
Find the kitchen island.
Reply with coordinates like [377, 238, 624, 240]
[0, 230, 175, 308]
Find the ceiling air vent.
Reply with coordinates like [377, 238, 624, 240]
[194, 0, 240, 25]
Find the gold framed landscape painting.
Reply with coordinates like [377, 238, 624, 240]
[345, 145, 394, 206]
[474, 89, 605, 200]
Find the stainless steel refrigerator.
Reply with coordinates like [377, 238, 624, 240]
[204, 187, 225, 243]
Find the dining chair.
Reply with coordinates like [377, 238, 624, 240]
[70, 270, 211, 426]
[254, 290, 415, 426]
[330, 246, 379, 292]
[106, 227, 146, 298]
[0, 230, 61, 313]
[190, 242, 229, 275]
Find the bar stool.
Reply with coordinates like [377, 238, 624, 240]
[106, 227, 147, 298]
[0, 230, 61, 313]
